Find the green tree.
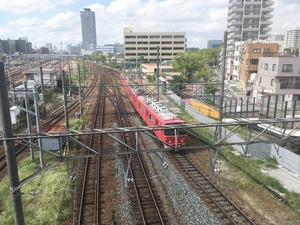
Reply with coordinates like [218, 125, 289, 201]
[168, 75, 189, 95]
[284, 47, 299, 56]
[173, 47, 221, 82]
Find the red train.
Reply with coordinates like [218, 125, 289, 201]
[120, 74, 187, 148]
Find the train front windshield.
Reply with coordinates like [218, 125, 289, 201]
[164, 128, 186, 136]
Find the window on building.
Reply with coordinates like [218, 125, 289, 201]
[162, 53, 172, 56]
[173, 47, 184, 50]
[125, 47, 136, 50]
[125, 35, 136, 39]
[162, 35, 172, 39]
[271, 79, 274, 86]
[282, 64, 293, 72]
[149, 35, 160, 39]
[263, 48, 271, 53]
[149, 47, 157, 50]
[272, 64, 276, 71]
[174, 41, 184, 44]
[264, 63, 268, 70]
[161, 68, 176, 73]
[279, 79, 288, 89]
[259, 77, 262, 84]
[174, 35, 184, 38]
[137, 41, 148, 44]
[125, 53, 136, 56]
[125, 41, 136, 44]
[253, 48, 261, 53]
[250, 59, 258, 65]
[162, 41, 172, 44]
[161, 47, 172, 50]
[137, 47, 148, 50]
[149, 41, 160, 44]
[296, 78, 300, 89]
[137, 35, 148, 38]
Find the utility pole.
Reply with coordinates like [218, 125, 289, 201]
[68, 58, 72, 99]
[39, 65, 46, 118]
[211, 31, 227, 176]
[62, 70, 69, 129]
[77, 59, 83, 115]
[0, 61, 25, 225]
[33, 84, 45, 169]
[156, 46, 160, 101]
[24, 81, 34, 160]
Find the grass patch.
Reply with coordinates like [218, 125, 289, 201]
[174, 101, 300, 214]
[222, 149, 285, 192]
[112, 207, 119, 224]
[0, 155, 73, 225]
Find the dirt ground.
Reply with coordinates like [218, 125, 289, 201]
[186, 149, 300, 225]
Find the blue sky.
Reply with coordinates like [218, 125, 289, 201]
[0, 0, 299, 49]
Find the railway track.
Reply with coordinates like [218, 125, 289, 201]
[116, 83, 167, 224]
[73, 66, 106, 224]
[73, 64, 123, 224]
[0, 61, 98, 177]
[0, 140, 28, 172]
[168, 151, 255, 225]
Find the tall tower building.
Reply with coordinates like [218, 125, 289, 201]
[285, 28, 300, 49]
[80, 8, 97, 50]
[226, 0, 274, 58]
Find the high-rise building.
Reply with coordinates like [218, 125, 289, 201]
[80, 8, 97, 50]
[123, 27, 186, 62]
[269, 34, 285, 42]
[285, 28, 300, 49]
[207, 40, 222, 48]
[226, 0, 274, 58]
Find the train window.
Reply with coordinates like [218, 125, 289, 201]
[164, 129, 174, 136]
[149, 114, 154, 124]
[164, 128, 186, 136]
[141, 106, 145, 113]
[178, 128, 186, 135]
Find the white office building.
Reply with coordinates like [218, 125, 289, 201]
[124, 27, 186, 62]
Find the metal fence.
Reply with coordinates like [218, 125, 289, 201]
[168, 91, 300, 176]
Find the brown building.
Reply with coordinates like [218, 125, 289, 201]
[240, 42, 278, 92]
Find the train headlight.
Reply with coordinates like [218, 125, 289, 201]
[168, 140, 171, 143]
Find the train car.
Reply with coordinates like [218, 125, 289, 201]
[120, 74, 187, 148]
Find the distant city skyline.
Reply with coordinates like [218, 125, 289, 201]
[0, 0, 300, 49]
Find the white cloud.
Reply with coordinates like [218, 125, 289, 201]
[0, 0, 75, 14]
[1, 11, 80, 48]
[0, 0, 300, 49]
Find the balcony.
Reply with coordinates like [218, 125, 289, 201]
[262, 7, 274, 12]
[280, 83, 300, 90]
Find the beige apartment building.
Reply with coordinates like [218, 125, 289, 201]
[123, 27, 186, 62]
